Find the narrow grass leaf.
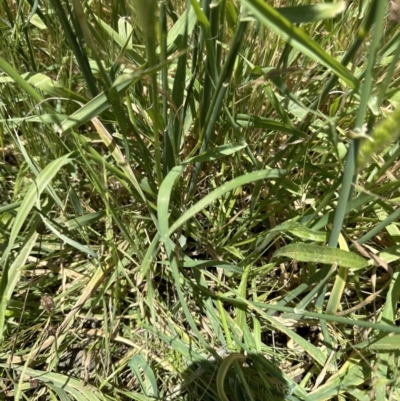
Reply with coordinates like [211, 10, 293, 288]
[236, 113, 306, 137]
[183, 260, 243, 275]
[309, 357, 368, 400]
[27, 73, 88, 102]
[1, 364, 106, 401]
[163, 5, 197, 53]
[277, 2, 346, 24]
[95, 17, 145, 65]
[190, 0, 217, 80]
[58, 73, 140, 133]
[43, 219, 97, 258]
[161, 169, 285, 241]
[140, 323, 204, 362]
[158, 143, 248, 238]
[0, 55, 46, 106]
[46, 384, 71, 401]
[64, 211, 106, 230]
[48, 0, 98, 97]
[269, 221, 328, 242]
[1, 153, 73, 267]
[261, 313, 328, 368]
[91, 117, 147, 202]
[326, 235, 349, 315]
[217, 353, 247, 401]
[5, 229, 39, 304]
[2, 114, 68, 125]
[128, 354, 158, 397]
[366, 334, 400, 350]
[273, 243, 369, 269]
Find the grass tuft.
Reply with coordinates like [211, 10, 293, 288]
[1, 0, 400, 400]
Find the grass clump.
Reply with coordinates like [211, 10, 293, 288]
[1, 0, 400, 400]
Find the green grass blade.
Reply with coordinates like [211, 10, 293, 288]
[217, 353, 247, 401]
[161, 169, 285, 241]
[273, 243, 369, 270]
[278, 2, 346, 24]
[58, 72, 139, 133]
[0, 55, 46, 106]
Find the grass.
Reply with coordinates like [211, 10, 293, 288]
[1, 0, 400, 400]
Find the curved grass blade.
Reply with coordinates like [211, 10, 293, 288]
[273, 243, 369, 270]
[157, 144, 250, 359]
[128, 354, 158, 397]
[217, 353, 247, 401]
[160, 168, 284, 241]
[157, 143, 247, 238]
[277, 2, 346, 24]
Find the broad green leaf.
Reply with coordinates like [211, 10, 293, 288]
[240, 0, 359, 90]
[277, 2, 346, 24]
[27, 73, 88, 102]
[163, 5, 197, 52]
[367, 334, 400, 350]
[30, 14, 46, 30]
[273, 243, 369, 269]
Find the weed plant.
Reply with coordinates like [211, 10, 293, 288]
[1, 0, 400, 400]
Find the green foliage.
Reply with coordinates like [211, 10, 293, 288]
[1, 0, 400, 400]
